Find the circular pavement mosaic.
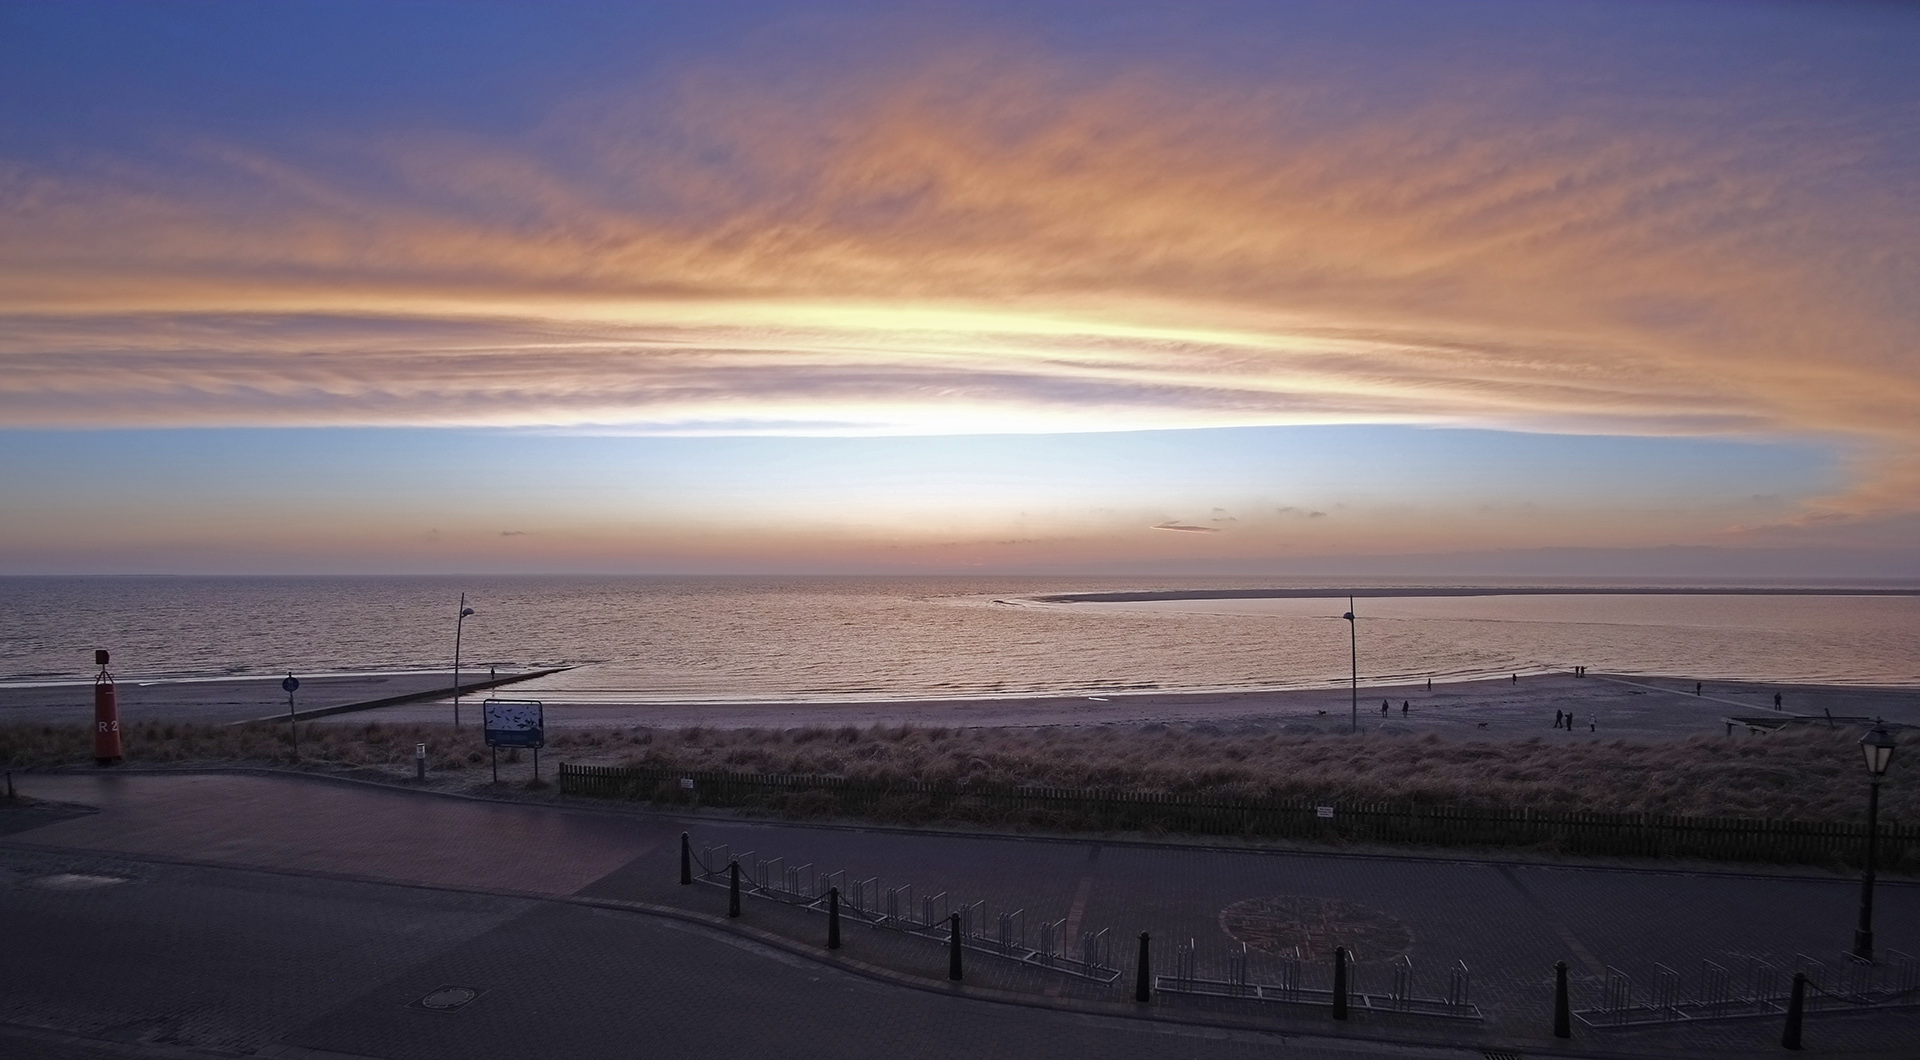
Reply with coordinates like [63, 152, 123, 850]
[1217, 895, 1414, 961]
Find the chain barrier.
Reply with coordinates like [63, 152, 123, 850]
[692, 838, 1121, 983]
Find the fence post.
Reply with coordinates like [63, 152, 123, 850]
[1333, 946, 1350, 1020]
[1554, 960, 1571, 1038]
[728, 861, 741, 918]
[828, 886, 842, 950]
[1135, 932, 1152, 1003]
[680, 832, 693, 885]
[949, 913, 964, 981]
[1781, 971, 1805, 1050]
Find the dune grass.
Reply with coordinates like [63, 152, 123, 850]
[3, 719, 1913, 824]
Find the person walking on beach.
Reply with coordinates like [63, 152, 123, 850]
[1381, 699, 1390, 715]
[1589, 713, 1597, 732]
[1401, 701, 1409, 716]
[1512, 673, 1518, 684]
[1426, 677, 1432, 691]
[1774, 692, 1783, 710]
[1695, 681, 1702, 695]
[1554, 709, 1564, 729]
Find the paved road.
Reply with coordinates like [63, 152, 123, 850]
[4, 771, 1919, 1059]
[0, 839, 1472, 1060]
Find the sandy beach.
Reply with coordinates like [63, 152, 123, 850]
[330, 671, 1919, 742]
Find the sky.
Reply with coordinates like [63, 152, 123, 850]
[2, 0, 1917, 576]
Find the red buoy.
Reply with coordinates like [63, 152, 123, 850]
[93, 653, 122, 765]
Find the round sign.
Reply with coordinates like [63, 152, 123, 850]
[281, 675, 300, 693]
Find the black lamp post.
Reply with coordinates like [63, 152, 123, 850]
[453, 594, 476, 729]
[1854, 720, 1898, 960]
[1342, 597, 1357, 734]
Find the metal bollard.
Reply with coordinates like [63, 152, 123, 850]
[1781, 971, 1805, 1050]
[680, 832, 692, 885]
[1332, 947, 1350, 1020]
[828, 887, 842, 950]
[1554, 960, 1571, 1038]
[949, 913, 963, 981]
[728, 861, 741, 918]
[1135, 932, 1152, 1003]
[414, 742, 426, 781]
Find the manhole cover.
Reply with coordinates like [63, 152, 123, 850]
[1218, 895, 1414, 961]
[412, 986, 483, 1012]
[27, 873, 128, 891]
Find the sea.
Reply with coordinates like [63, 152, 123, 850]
[1, 576, 1916, 702]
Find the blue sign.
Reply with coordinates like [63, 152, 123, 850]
[281, 675, 300, 693]
[483, 699, 544, 749]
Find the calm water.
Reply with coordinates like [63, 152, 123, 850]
[1, 576, 1916, 700]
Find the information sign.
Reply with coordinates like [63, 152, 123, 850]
[482, 699, 544, 749]
[281, 675, 300, 693]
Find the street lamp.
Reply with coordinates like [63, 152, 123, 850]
[1342, 596, 1357, 734]
[1854, 720, 1898, 960]
[453, 593, 476, 729]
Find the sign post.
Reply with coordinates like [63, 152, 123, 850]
[482, 699, 544, 784]
[281, 674, 301, 760]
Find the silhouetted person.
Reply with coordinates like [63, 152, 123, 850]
[1589, 713, 1597, 732]
[1401, 701, 1409, 716]
[1555, 709, 1564, 729]
[1426, 677, 1432, 691]
[1381, 699, 1389, 715]
[1774, 692, 1782, 710]
[1695, 681, 1702, 696]
[1512, 673, 1518, 684]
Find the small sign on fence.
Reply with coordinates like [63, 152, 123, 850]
[680, 777, 695, 790]
[1316, 806, 1335, 819]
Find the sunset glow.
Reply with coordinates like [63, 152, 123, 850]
[3, 1, 1917, 574]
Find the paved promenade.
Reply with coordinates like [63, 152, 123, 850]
[3, 771, 1918, 1059]
[0, 669, 562, 728]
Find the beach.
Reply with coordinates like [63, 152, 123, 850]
[329, 670, 1918, 743]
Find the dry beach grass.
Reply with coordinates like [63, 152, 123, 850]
[3, 719, 1914, 824]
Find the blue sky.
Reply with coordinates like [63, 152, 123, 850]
[2, 1, 1917, 575]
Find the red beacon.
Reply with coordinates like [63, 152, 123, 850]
[93, 648, 122, 765]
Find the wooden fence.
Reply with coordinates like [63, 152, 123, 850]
[558, 762, 1917, 869]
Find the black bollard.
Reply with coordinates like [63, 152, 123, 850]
[1332, 946, 1349, 1020]
[828, 887, 842, 950]
[1135, 932, 1152, 1003]
[728, 861, 741, 918]
[1782, 971, 1806, 1050]
[948, 913, 964, 981]
[1553, 960, 1571, 1038]
[679, 832, 693, 885]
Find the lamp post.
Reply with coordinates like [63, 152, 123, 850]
[453, 593, 476, 729]
[1854, 720, 1898, 960]
[1342, 596, 1357, 734]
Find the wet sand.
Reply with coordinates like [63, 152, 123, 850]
[330, 671, 1919, 742]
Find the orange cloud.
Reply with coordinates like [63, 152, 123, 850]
[2, 50, 1916, 519]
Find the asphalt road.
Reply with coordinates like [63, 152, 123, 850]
[5, 772, 1920, 1059]
[0, 844, 1476, 1060]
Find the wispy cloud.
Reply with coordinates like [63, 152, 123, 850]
[2, 44, 1916, 520]
[1152, 522, 1221, 534]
